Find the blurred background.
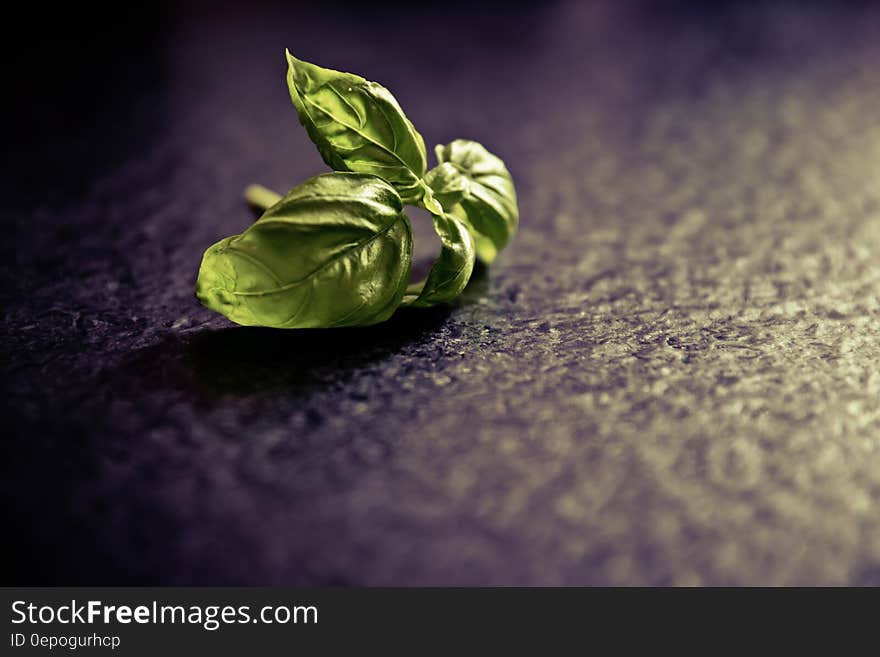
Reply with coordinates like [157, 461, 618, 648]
[2, 1, 880, 585]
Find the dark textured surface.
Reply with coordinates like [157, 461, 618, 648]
[3, 1, 880, 585]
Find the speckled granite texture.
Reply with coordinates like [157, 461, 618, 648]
[3, 1, 880, 585]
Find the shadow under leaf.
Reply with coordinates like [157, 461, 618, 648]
[118, 304, 455, 406]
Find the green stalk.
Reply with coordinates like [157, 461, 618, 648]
[244, 184, 283, 212]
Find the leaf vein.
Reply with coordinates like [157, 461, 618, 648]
[232, 213, 405, 298]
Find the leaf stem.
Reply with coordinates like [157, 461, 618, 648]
[244, 184, 283, 211]
[418, 180, 444, 215]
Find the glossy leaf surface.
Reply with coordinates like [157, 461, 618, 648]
[196, 173, 413, 328]
[286, 51, 427, 204]
[403, 212, 475, 308]
[424, 162, 467, 209]
[432, 139, 518, 264]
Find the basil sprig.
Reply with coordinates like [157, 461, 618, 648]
[196, 54, 519, 328]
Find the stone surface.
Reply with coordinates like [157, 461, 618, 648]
[3, 1, 880, 585]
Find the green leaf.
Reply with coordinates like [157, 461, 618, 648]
[424, 162, 466, 209]
[286, 50, 428, 204]
[403, 211, 475, 308]
[431, 139, 518, 264]
[195, 173, 413, 328]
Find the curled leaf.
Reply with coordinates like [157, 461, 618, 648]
[424, 162, 467, 209]
[403, 212, 475, 308]
[431, 139, 518, 264]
